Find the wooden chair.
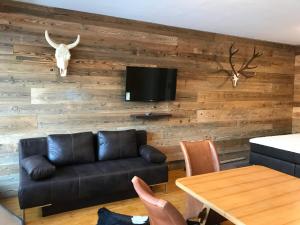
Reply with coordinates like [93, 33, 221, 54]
[180, 140, 220, 219]
[132, 176, 187, 225]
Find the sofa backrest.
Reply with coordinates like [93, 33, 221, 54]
[18, 130, 147, 162]
[19, 137, 48, 161]
[136, 130, 147, 147]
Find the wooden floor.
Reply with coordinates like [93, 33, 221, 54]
[0, 170, 187, 225]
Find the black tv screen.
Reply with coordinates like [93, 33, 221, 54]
[125, 66, 177, 102]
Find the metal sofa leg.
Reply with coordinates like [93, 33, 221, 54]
[164, 183, 168, 193]
[22, 209, 26, 225]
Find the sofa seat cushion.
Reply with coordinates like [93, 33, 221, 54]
[18, 166, 80, 209]
[19, 157, 168, 209]
[124, 158, 168, 185]
[74, 158, 167, 199]
[47, 132, 95, 166]
[97, 130, 138, 161]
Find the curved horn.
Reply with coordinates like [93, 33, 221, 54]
[67, 35, 80, 49]
[45, 30, 58, 49]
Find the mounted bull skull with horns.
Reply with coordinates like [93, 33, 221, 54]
[217, 43, 263, 87]
[45, 30, 80, 77]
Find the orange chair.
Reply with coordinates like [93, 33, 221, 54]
[180, 140, 220, 219]
[132, 176, 187, 225]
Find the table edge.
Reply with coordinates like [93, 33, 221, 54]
[176, 177, 246, 225]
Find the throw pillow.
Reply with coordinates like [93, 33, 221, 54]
[21, 155, 55, 180]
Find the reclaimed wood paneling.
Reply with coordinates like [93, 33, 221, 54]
[294, 51, 300, 132]
[0, 0, 295, 197]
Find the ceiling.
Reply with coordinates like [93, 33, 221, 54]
[17, 0, 300, 45]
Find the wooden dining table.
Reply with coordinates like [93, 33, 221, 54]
[176, 165, 300, 225]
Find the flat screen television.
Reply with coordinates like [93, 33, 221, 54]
[125, 66, 177, 102]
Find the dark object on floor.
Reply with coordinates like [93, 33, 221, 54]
[186, 208, 226, 225]
[97, 208, 149, 225]
[18, 130, 168, 216]
[205, 209, 227, 225]
[0, 204, 23, 225]
[186, 221, 200, 225]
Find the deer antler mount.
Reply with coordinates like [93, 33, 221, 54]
[218, 43, 263, 87]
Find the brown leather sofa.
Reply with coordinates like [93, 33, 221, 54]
[18, 130, 168, 216]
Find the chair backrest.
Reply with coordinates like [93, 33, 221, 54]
[132, 176, 187, 225]
[180, 140, 220, 176]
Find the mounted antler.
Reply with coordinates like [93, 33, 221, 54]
[229, 43, 239, 75]
[238, 46, 263, 78]
[219, 43, 263, 87]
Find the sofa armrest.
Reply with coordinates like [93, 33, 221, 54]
[139, 145, 166, 163]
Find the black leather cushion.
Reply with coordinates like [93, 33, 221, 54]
[18, 166, 80, 209]
[139, 145, 167, 163]
[21, 155, 55, 180]
[18, 157, 168, 209]
[19, 137, 48, 160]
[47, 132, 95, 166]
[136, 130, 147, 147]
[97, 130, 138, 161]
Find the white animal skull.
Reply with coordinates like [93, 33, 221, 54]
[232, 72, 240, 87]
[45, 30, 80, 77]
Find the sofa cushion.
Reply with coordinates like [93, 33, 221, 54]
[21, 155, 55, 180]
[19, 168, 51, 209]
[18, 166, 80, 209]
[19, 137, 48, 160]
[73, 158, 167, 198]
[122, 158, 168, 185]
[139, 145, 166, 163]
[136, 130, 147, 147]
[97, 130, 138, 161]
[18, 157, 168, 209]
[47, 132, 95, 166]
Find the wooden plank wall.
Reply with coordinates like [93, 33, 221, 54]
[294, 48, 300, 132]
[0, 0, 295, 198]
